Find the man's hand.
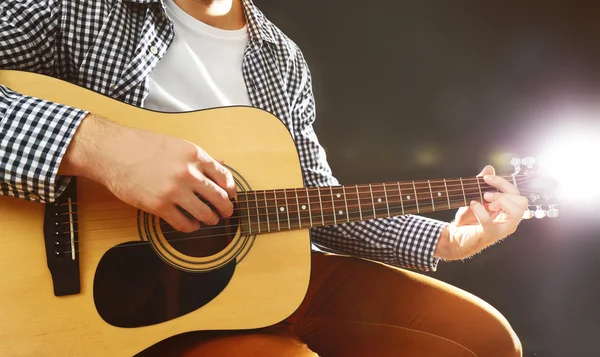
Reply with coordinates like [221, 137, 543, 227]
[433, 165, 529, 260]
[59, 114, 236, 233]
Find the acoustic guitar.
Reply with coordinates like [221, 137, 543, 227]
[0, 70, 557, 356]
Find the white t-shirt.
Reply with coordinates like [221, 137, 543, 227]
[143, 0, 251, 112]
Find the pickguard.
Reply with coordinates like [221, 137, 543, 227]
[93, 242, 235, 328]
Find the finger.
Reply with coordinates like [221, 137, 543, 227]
[477, 165, 495, 177]
[203, 160, 237, 199]
[483, 174, 520, 195]
[161, 205, 201, 233]
[488, 194, 528, 216]
[483, 191, 520, 208]
[191, 175, 234, 218]
[483, 191, 502, 203]
[178, 193, 220, 226]
[469, 200, 494, 228]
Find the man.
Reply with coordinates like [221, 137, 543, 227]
[0, 0, 527, 356]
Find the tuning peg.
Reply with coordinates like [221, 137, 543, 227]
[534, 205, 546, 219]
[523, 208, 534, 219]
[546, 206, 559, 218]
[521, 157, 536, 169]
[511, 158, 522, 174]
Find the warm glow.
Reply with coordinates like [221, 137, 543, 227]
[537, 127, 600, 206]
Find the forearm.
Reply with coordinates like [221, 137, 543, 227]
[311, 214, 447, 271]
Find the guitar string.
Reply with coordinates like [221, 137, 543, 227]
[59, 191, 538, 255]
[58, 182, 506, 224]
[54, 175, 529, 217]
[57, 182, 498, 219]
[50, 176, 539, 242]
[53, 175, 536, 226]
[55, 175, 523, 207]
[54, 186, 542, 253]
[63, 195, 502, 254]
[55, 179, 539, 236]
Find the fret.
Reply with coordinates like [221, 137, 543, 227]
[341, 185, 360, 222]
[443, 179, 451, 209]
[262, 191, 270, 232]
[459, 178, 467, 206]
[412, 181, 420, 213]
[267, 191, 281, 230]
[342, 186, 350, 222]
[476, 177, 484, 203]
[294, 188, 311, 228]
[283, 189, 291, 230]
[244, 193, 253, 235]
[253, 191, 261, 233]
[427, 180, 435, 211]
[373, 184, 390, 218]
[383, 184, 391, 217]
[369, 184, 376, 219]
[397, 182, 405, 215]
[294, 188, 302, 228]
[273, 190, 281, 231]
[295, 188, 310, 227]
[306, 188, 313, 227]
[330, 187, 337, 225]
[355, 185, 363, 220]
[329, 186, 347, 224]
[317, 187, 325, 225]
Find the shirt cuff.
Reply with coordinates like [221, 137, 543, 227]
[2, 93, 88, 203]
[395, 215, 448, 272]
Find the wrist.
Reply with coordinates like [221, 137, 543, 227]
[433, 223, 455, 260]
[59, 114, 113, 184]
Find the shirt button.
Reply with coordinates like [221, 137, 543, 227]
[29, 192, 40, 200]
[149, 46, 159, 55]
[110, 84, 117, 91]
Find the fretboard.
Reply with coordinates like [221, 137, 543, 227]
[235, 177, 500, 235]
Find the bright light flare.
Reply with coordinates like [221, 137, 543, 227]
[537, 128, 600, 206]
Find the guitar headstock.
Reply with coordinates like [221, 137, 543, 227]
[510, 157, 559, 219]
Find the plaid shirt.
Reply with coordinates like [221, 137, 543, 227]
[0, 0, 446, 271]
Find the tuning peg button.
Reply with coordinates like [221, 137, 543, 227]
[523, 209, 534, 219]
[534, 207, 546, 219]
[547, 206, 559, 218]
[522, 157, 536, 169]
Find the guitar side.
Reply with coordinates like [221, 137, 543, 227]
[0, 70, 311, 356]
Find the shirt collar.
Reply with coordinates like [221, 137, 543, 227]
[124, 0, 277, 45]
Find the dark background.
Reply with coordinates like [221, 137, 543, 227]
[256, 1, 600, 356]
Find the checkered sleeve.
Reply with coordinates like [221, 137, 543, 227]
[1, 0, 88, 202]
[292, 49, 448, 271]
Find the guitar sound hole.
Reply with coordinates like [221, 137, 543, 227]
[159, 209, 239, 257]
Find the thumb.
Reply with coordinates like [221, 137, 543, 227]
[477, 165, 495, 177]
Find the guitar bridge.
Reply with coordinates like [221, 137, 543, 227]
[43, 179, 81, 296]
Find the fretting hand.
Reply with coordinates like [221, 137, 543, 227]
[433, 165, 529, 260]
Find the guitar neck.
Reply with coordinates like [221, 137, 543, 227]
[236, 176, 504, 235]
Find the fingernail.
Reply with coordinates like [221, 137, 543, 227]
[484, 175, 494, 181]
[470, 200, 477, 206]
[193, 220, 201, 230]
[484, 192, 494, 199]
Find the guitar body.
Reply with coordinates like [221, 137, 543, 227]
[0, 71, 310, 356]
